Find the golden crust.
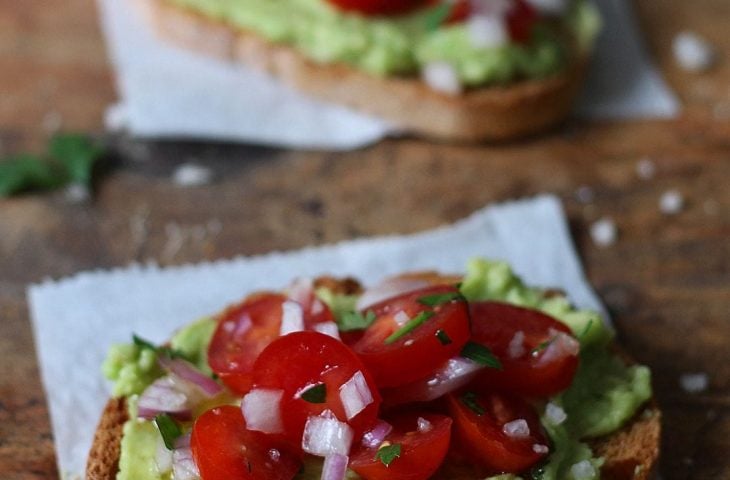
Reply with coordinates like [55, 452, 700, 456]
[131, 0, 588, 142]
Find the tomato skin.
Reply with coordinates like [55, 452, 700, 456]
[352, 285, 471, 388]
[325, 0, 429, 16]
[350, 412, 452, 480]
[208, 292, 336, 394]
[470, 301, 579, 397]
[446, 390, 548, 474]
[506, 0, 538, 43]
[191, 405, 301, 480]
[252, 331, 381, 447]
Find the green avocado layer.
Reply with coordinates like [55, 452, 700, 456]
[104, 258, 651, 480]
[163, 0, 600, 86]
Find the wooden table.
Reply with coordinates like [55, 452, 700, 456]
[1, 0, 728, 478]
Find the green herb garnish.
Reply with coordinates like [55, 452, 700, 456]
[154, 413, 182, 450]
[133, 334, 190, 361]
[0, 133, 104, 197]
[417, 292, 465, 307]
[384, 311, 435, 344]
[460, 342, 502, 369]
[300, 383, 327, 404]
[530, 337, 557, 356]
[435, 329, 452, 345]
[578, 319, 594, 339]
[460, 392, 485, 416]
[339, 310, 377, 332]
[375, 443, 401, 466]
[424, 2, 452, 31]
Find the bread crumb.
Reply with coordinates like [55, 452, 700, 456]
[590, 218, 617, 247]
[673, 31, 716, 72]
[680, 372, 709, 393]
[702, 199, 719, 216]
[172, 163, 213, 187]
[636, 158, 656, 180]
[659, 189, 685, 215]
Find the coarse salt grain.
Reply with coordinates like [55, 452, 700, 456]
[590, 218, 617, 248]
[570, 460, 596, 479]
[659, 189, 685, 215]
[532, 444, 549, 454]
[679, 372, 709, 393]
[422, 62, 462, 96]
[673, 31, 716, 72]
[636, 158, 656, 180]
[394, 310, 411, 327]
[545, 402, 567, 426]
[172, 163, 213, 187]
[467, 14, 508, 49]
[502, 419, 530, 439]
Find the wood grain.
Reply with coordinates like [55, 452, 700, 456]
[1, 0, 729, 479]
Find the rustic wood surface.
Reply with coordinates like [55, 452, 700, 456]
[0, 0, 728, 479]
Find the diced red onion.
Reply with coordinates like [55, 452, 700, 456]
[417, 417, 433, 433]
[280, 300, 305, 336]
[158, 356, 223, 397]
[393, 310, 411, 327]
[545, 402, 567, 426]
[137, 376, 195, 420]
[361, 420, 393, 448]
[384, 356, 484, 406]
[339, 371, 373, 421]
[507, 331, 526, 359]
[502, 419, 530, 439]
[321, 454, 349, 480]
[242, 388, 285, 434]
[174, 432, 192, 450]
[356, 278, 431, 311]
[422, 62, 462, 95]
[533, 443, 550, 454]
[467, 14, 508, 49]
[536, 330, 580, 366]
[302, 410, 354, 457]
[155, 434, 173, 474]
[313, 321, 341, 340]
[288, 277, 315, 305]
[172, 446, 201, 480]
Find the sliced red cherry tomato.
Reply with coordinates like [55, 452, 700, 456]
[208, 292, 335, 394]
[446, 390, 548, 474]
[252, 331, 381, 446]
[506, 0, 538, 43]
[470, 302, 579, 397]
[191, 405, 301, 480]
[350, 412, 452, 480]
[325, 0, 429, 16]
[352, 285, 470, 388]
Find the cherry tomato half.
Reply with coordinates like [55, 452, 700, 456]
[350, 412, 452, 480]
[446, 390, 548, 474]
[470, 302, 579, 397]
[191, 405, 301, 480]
[252, 331, 381, 446]
[352, 285, 471, 388]
[208, 293, 335, 393]
[325, 0, 429, 16]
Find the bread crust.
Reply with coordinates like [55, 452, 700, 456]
[131, 0, 588, 142]
[86, 274, 660, 479]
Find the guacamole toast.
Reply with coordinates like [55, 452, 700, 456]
[86, 261, 660, 480]
[130, 0, 598, 142]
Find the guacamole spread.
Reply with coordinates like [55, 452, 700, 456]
[164, 0, 599, 86]
[104, 259, 651, 480]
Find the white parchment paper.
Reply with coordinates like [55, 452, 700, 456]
[29, 195, 606, 478]
[97, 0, 679, 150]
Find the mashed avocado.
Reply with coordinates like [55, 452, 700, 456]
[107, 258, 651, 480]
[165, 0, 599, 86]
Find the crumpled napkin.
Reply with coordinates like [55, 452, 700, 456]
[97, 0, 679, 150]
[28, 195, 606, 478]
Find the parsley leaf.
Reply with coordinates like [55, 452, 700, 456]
[530, 337, 556, 356]
[133, 334, 191, 361]
[0, 154, 65, 196]
[154, 413, 182, 450]
[424, 2, 452, 31]
[435, 329, 452, 345]
[300, 383, 327, 404]
[417, 292, 465, 307]
[460, 391, 485, 416]
[339, 310, 376, 332]
[375, 443, 401, 466]
[49, 133, 103, 185]
[578, 319, 594, 339]
[460, 342, 502, 369]
[384, 311, 435, 344]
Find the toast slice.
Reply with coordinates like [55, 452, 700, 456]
[86, 274, 660, 479]
[131, 0, 588, 142]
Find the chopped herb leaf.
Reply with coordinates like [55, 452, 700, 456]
[417, 292, 465, 307]
[384, 311, 435, 344]
[132, 334, 157, 351]
[530, 337, 556, 356]
[460, 392, 485, 416]
[435, 329, 452, 345]
[132, 334, 190, 361]
[578, 319, 594, 339]
[375, 443, 401, 466]
[49, 133, 103, 185]
[424, 2, 452, 31]
[461, 342, 502, 369]
[300, 383, 327, 403]
[154, 413, 182, 450]
[339, 310, 377, 332]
